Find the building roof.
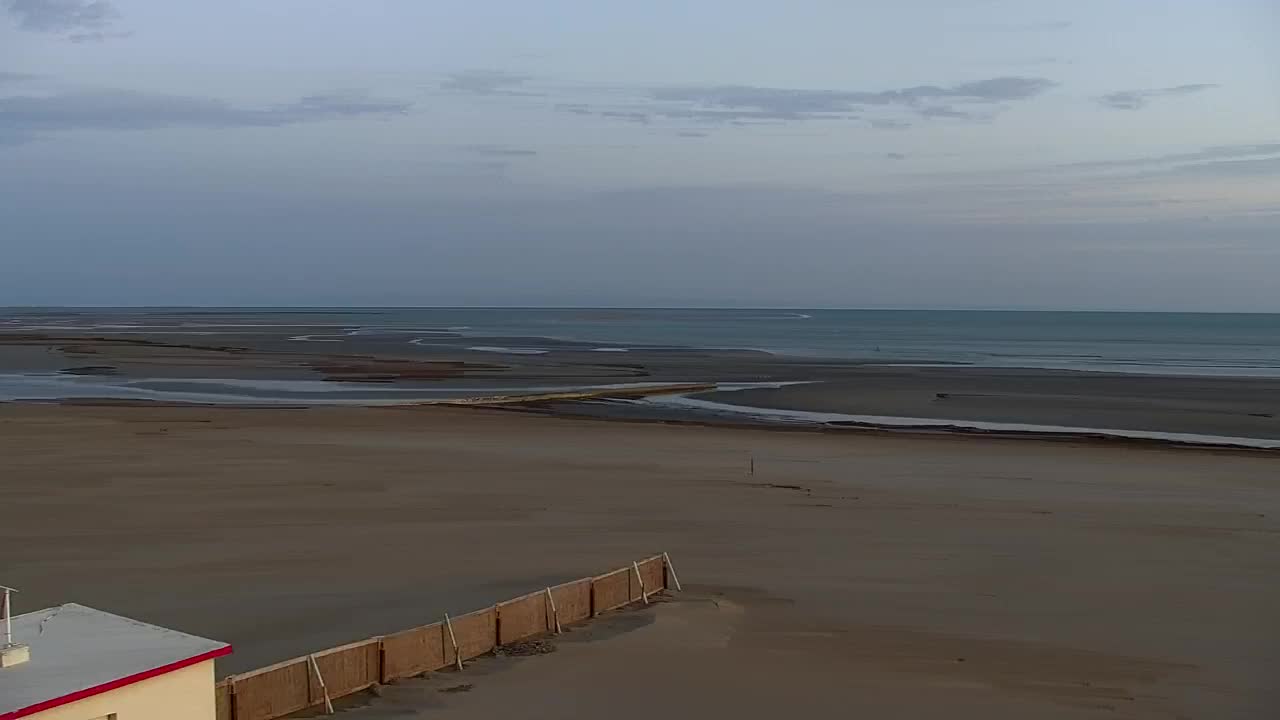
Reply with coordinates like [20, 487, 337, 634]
[0, 603, 231, 719]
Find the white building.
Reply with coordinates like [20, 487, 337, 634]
[0, 603, 231, 720]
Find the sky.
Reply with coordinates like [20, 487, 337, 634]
[1, 0, 1278, 310]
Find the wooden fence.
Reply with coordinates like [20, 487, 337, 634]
[215, 553, 677, 720]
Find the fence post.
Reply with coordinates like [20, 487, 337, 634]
[545, 587, 562, 634]
[494, 604, 503, 648]
[378, 637, 388, 685]
[662, 551, 683, 591]
[444, 613, 464, 671]
[227, 676, 237, 720]
[308, 654, 334, 715]
[633, 561, 648, 605]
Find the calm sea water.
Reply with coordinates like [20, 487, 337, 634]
[5, 307, 1280, 377]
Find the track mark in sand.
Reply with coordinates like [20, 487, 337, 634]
[747, 479, 808, 489]
[747, 481, 812, 494]
[439, 683, 474, 694]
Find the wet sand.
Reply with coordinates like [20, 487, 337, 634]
[3, 404, 1278, 718]
[4, 331, 1280, 444]
[698, 366, 1280, 441]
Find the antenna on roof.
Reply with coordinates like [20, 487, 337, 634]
[0, 585, 29, 668]
[0, 585, 16, 648]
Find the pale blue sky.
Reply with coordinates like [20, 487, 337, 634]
[2, 0, 1278, 309]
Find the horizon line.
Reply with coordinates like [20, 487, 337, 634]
[2, 305, 1278, 315]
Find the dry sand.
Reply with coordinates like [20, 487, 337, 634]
[2, 404, 1278, 718]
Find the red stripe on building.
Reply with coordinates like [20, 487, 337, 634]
[1, 645, 232, 719]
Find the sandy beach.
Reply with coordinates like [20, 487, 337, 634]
[3, 403, 1278, 718]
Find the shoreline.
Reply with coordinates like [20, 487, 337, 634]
[3, 324, 1280, 452]
[5, 390, 1278, 455]
[504, 402, 1280, 455]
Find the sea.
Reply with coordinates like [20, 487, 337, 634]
[5, 307, 1280, 377]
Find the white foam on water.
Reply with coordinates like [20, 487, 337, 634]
[467, 346, 549, 355]
[347, 327, 466, 336]
[647, 391, 1280, 450]
[8, 329, 221, 336]
[1, 325, 102, 331]
[590, 347, 629, 352]
[408, 337, 467, 346]
[179, 323, 355, 328]
[0, 374, 679, 406]
[124, 377, 432, 393]
[288, 335, 342, 342]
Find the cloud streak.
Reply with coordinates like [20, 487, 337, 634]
[1098, 83, 1218, 110]
[461, 144, 538, 157]
[556, 76, 1056, 128]
[1173, 156, 1280, 177]
[67, 28, 131, 42]
[979, 20, 1072, 32]
[1063, 142, 1280, 172]
[0, 89, 413, 146]
[441, 70, 536, 96]
[0, 71, 39, 84]
[649, 76, 1054, 119]
[4, 0, 124, 39]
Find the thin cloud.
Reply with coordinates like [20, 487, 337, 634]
[1098, 83, 1218, 110]
[0, 71, 39, 84]
[648, 77, 1055, 122]
[0, 131, 32, 146]
[1173, 156, 1280, 177]
[977, 56, 1069, 68]
[1062, 142, 1280, 172]
[532, 75, 1053, 131]
[461, 144, 538, 157]
[886, 152, 907, 160]
[654, 107, 799, 124]
[993, 20, 1072, 32]
[4, 0, 125, 39]
[441, 70, 535, 96]
[0, 89, 412, 146]
[555, 103, 593, 116]
[918, 106, 976, 120]
[67, 28, 131, 42]
[599, 110, 651, 124]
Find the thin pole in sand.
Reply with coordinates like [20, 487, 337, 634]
[749, 454, 755, 476]
[662, 552, 683, 592]
[545, 588, 562, 634]
[444, 613, 464, 670]
[1, 585, 17, 648]
[308, 654, 333, 714]
[633, 561, 648, 605]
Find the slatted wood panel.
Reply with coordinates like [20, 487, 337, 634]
[443, 606, 497, 665]
[215, 679, 233, 720]
[497, 591, 550, 644]
[382, 622, 446, 682]
[635, 554, 666, 599]
[549, 577, 592, 624]
[309, 638, 381, 705]
[232, 658, 310, 720]
[592, 567, 632, 615]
